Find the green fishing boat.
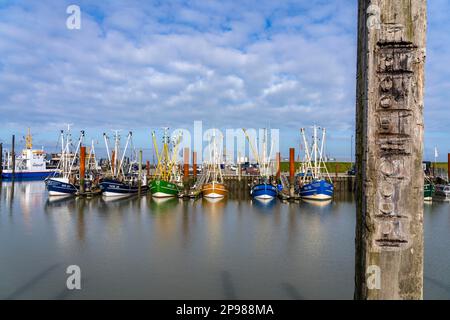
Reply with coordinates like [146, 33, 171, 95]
[424, 177, 434, 201]
[149, 128, 182, 198]
[150, 179, 179, 198]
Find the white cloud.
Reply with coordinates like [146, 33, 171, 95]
[2, 0, 444, 158]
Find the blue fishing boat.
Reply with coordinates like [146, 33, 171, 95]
[45, 177, 78, 196]
[299, 125, 334, 201]
[244, 128, 278, 200]
[100, 178, 148, 197]
[101, 131, 148, 197]
[46, 128, 85, 196]
[250, 181, 278, 200]
[300, 179, 333, 200]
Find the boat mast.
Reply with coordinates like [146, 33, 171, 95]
[68, 131, 84, 178]
[119, 131, 132, 177]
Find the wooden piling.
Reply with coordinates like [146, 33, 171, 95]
[138, 150, 142, 194]
[448, 153, 450, 182]
[276, 152, 281, 180]
[11, 135, 15, 180]
[183, 148, 189, 179]
[289, 148, 295, 197]
[183, 148, 189, 192]
[192, 151, 197, 179]
[79, 146, 86, 194]
[355, 0, 426, 300]
[0, 143, 3, 179]
[111, 150, 115, 176]
[146, 160, 150, 177]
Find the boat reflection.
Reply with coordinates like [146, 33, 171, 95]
[149, 197, 180, 214]
[203, 197, 225, 205]
[45, 195, 75, 206]
[302, 199, 332, 207]
[252, 198, 277, 211]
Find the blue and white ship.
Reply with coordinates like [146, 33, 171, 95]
[100, 131, 148, 197]
[100, 177, 148, 197]
[1, 129, 57, 180]
[298, 126, 334, 201]
[46, 128, 84, 196]
[250, 181, 278, 200]
[244, 128, 278, 200]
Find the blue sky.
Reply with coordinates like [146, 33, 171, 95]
[0, 0, 448, 161]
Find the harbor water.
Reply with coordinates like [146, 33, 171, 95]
[0, 181, 449, 299]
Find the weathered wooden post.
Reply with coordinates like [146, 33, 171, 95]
[355, 0, 427, 299]
[138, 150, 142, 195]
[0, 143, 3, 179]
[447, 153, 450, 182]
[276, 152, 281, 180]
[289, 148, 295, 197]
[111, 150, 115, 176]
[183, 147, 189, 192]
[146, 160, 150, 178]
[11, 135, 15, 180]
[192, 151, 197, 179]
[79, 146, 86, 194]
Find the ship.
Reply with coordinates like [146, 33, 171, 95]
[99, 131, 148, 197]
[1, 129, 57, 180]
[45, 128, 84, 196]
[298, 126, 334, 201]
[424, 176, 434, 201]
[149, 128, 182, 198]
[201, 129, 228, 199]
[244, 128, 278, 200]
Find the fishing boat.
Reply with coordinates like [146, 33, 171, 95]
[201, 129, 228, 199]
[99, 131, 148, 197]
[149, 128, 182, 198]
[424, 177, 434, 201]
[299, 126, 334, 201]
[1, 129, 57, 180]
[45, 128, 84, 196]
[434, 183, 450, 202]
[244, 128, 278, 200]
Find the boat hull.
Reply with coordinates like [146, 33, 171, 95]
[2, 170, 57, 181]
[433, 184, 450, 202]
[46, 177, 78, 196]
[202, 183, 228, 198]
[300, 179, 333, 201]
[150, 179, 179, 198]
[100, 179, 148, 197]
[251, 183, 278, 200]
[424, 184, 434, 201]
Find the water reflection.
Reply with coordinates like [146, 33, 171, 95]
[1, 181, 449, 299]
[302, 199, 333, 207]
[252, 198, 277, 212]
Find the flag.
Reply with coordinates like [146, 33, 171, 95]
[434, 147, 439, 159]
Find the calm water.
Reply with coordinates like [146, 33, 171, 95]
[0, 181, 449, 300]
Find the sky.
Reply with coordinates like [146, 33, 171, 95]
[0, 0, 448, 161]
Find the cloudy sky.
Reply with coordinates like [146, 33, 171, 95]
[0, 0, 448, 161]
